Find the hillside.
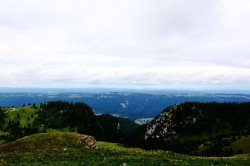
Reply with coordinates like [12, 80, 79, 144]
[0, 101, 138, 143]
[127, 102, 250, 156]
[2, 101, 250, 156]
[0, 132, 98, 153]
[0, 132, 249, 165]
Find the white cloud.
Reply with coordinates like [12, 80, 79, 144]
[0, 0, 250, 90]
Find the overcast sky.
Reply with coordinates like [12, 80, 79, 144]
[0, 0, 250, 90]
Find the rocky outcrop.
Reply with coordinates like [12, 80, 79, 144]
[145, 104, 178, 140]
[77, 134, 98, 149]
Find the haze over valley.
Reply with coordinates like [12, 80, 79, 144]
[1, 88, 250, 121]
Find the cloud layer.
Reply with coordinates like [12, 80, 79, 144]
[0, 0, 250, 89]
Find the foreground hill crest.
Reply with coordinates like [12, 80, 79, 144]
[0, 132, 98, 153]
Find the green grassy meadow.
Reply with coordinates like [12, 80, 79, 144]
[2, 106, 36, 127]
[230, 136, 250, 154]
[0, 132, 249, 165]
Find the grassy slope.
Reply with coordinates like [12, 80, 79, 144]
[230, 136, 250, 153]
[0, 106, 36, 145]
[2, 106, 36, 127]
[0, 132, 249, 166]
[0, 132, 96, 152]
[0, 106, 36, 144]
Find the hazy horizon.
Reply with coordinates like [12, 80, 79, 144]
[1, 87, 250, 94]
[1, 0, 250, 90]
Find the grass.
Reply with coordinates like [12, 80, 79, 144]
[97, 141, 127, 150]
[3, 106, 36, 127]
[0, 132, 250, 165]
[0, 106, 37, 140]
[0, 140, 7, 145]
[0, 132, 97, 152]
[231, 136, 250, 153]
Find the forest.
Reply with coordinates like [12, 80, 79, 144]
[127, 102, 250, 156]
[0, 101, 137, 143]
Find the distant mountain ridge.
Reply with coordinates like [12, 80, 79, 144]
[1, 92, 250, 120]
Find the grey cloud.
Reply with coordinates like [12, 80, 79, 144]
[0, 0, 250, 89]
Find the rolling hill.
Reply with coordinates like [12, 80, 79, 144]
[0, 101, 138, 143]
[0, 132, 249, 165]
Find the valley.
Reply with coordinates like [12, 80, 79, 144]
[0, 91, 250, 165]
[1, 91, 250, 120]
